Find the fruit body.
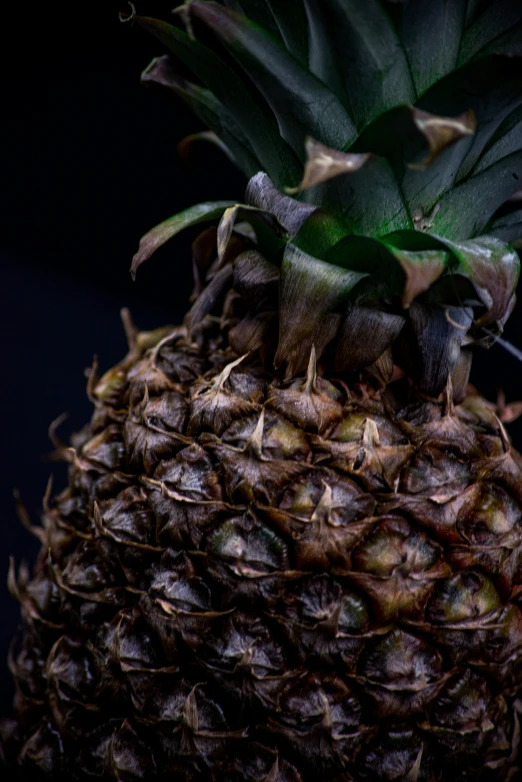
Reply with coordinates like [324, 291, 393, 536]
[3, 0, 522, 779]
[2, 305, 522, 780]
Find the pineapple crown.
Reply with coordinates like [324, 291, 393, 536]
[127, 0, 522, 397]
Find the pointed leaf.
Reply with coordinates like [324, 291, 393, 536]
[276, 244, 367, 373]
[385, 230, 520, 325]
[131, 202, 234, 278]
[358, 104, 476, 179]
[287, 137, 372, 193]
[438, 235, 520, 326]
[458, 0, 522, 65]
[403, 57, 522, 210]
[320, 0, 415, 128]
[325, 233, 449, 306]
[410, 108, 475, 169]
[431, 151, 522, 239]
[136, 15, 300, 187]
[245, 172, 317, 236]
[188, 1, 356, 152]
[142, 56, 260, 177]
[216, 204, 283, 262]
[398, 0, 467, 96]
[178, 130, 233, 163]
[382, 244, 448, 307]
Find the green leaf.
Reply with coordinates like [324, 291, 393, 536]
[303, 0, 349, 104]
[465, 0, 493, 28]
[398, 0, 467, 97]
[225, 0, 310, 64]
[325, 235, 384, 273]
[136, 15, 300, 187]
[488, 208, 522, 244]
[471, 104, 522, 175]
[355, 104, 475, 177]
[291, 209, 350, 260]
[131, 201, 234, 278]
[223, 0, 281, 40]
[384, 230, 520, 328]
[188, 1, 357, 152]
[325, 233, 448, 306]
[263, 0, 309, 65]
[431, 151, 522, 239]
[304, 157, 412, 236]
[276, 243, 366, 375]
[458, 0, 522, 65]
[402, 57, 522, 211]
[320, 0, 416, 128]
[473, 19, 522, 58]
[142, 56, 260, 178]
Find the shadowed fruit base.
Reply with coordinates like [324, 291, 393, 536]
[2, 304, 522, 781]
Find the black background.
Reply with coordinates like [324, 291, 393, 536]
[0, 2, 521, 718]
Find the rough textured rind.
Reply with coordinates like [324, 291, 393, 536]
[2, 297, 522, 781]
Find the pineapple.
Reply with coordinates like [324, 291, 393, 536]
[3, 0, 522, 779]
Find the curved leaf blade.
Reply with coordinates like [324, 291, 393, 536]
[188, 1, 357, 152]
[142, 56, 260, 177]
[136, 15, 301, 187]
[458, 0, 522, 65]
[403, 57, 522, 210]
[303, 0, 349, 104]
[321, 0, 416, 128]
[398, 0, 467, 97]
[286, 137, 371, 193]
[431, 150, 522, 239]
[439, 235, 520, 326]
[382, 244, 448, 307]
[410, 108, 475, 169]
[263, 0, 309, 65]
[335, 306, 405, 372]
[216, 203, 284, 263]
[471, 104, 522, 175]
[131, 201, 234, 278]
[276, 243, 366, 374]
[245, 172, 317, 236]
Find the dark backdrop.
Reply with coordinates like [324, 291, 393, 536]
[1, 2, 521, 718]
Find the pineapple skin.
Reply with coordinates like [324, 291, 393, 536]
[2, 300, 522, 781]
